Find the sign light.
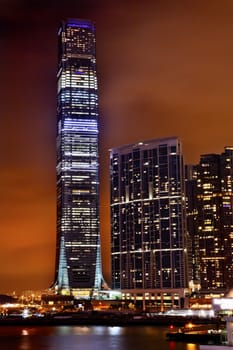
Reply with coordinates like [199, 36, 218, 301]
[212, 298, 233, 310]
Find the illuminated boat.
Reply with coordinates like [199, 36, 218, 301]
[166, 323, 225, 345]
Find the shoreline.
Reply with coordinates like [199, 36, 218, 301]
[0, 312, 223, 327]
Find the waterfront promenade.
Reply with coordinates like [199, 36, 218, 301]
[0, 310, 223, 327]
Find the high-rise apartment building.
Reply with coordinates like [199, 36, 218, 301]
[54, 19, 103, 298]
[190, 148, 233, 292]
[110, 137, 189, 309]
[185, 165, 200, 291]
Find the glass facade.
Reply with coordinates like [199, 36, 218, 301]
[54, 19, 102, 297]
[110, 138, 188, 291]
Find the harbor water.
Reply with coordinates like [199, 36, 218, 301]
[0, 325, 199, 350]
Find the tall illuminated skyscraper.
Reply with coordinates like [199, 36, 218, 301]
[54, 19, 103, 298]
[110, 137, 189, 309]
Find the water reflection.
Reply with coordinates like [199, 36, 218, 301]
[0, 326, 199, 350]
[19, 336, 30, 350]
[107, 326, 122, 336]
[186, 344, 198, 350]
[21, 329, 29, 336]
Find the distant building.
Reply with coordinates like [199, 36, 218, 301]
[185, 165, 200, 291]
[187, 147, 233, 293]
[0, 294, 18, 305]
[53, 19, 103, 298]
[110, 137, 189, 309]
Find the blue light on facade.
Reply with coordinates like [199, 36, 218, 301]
[54, 19, 103, 298]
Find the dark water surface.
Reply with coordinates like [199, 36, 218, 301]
[0, 325, 199, 350]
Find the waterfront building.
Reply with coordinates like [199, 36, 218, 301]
[54, 19, 103, 298]
[110, 137, 189, 309]
[193, 148, 233, 292]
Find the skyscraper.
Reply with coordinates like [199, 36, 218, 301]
[54, 19, 103, 298]
[189, 147, 233, 293]
[185, 165, 200, 291]
[110, 137, 189, 309]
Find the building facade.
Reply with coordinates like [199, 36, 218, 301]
[185, 165, 200, 291]
[193, 148, 233, 292]
[54, 19, 103, 298]
[110, 138, 189, 309]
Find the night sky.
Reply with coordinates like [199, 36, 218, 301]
[1, 0, 233, 293]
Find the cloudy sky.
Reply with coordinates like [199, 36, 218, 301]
[1, 0, 233, 293]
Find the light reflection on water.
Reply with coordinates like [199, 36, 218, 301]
[0, 326, 200, 350]
[187, 344, 198, 350]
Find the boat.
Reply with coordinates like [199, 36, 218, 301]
[166, 323, 225, 345]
